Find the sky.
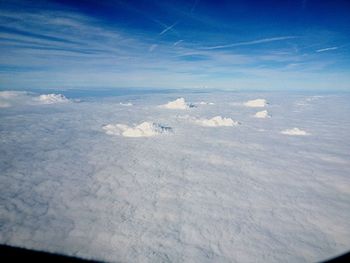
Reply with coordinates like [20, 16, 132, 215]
[0, 0, 349, 91]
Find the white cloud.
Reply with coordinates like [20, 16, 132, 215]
[0, 91, 29, 107]
[159, 98, 193, 109]
[201, 36, 296, 50]
[0, 101, 11, 108]
[197, 101, 215, 105]
[37, 94, 70, 104]
[0, 92, 349, 263]
[103, 121, 172, 137]
[244, 99, 268, 107]
[254, 110, 270, 118]
[0, 91, 27, 99]
[281, 128, 310, 136]
[0, 91, 70, 107]
[119, 102, 133, 106]
[195, 116, 240, 127]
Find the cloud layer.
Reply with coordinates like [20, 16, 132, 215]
[1, 91, 349, 263]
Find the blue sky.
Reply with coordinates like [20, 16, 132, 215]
[0, 0, 349, 91]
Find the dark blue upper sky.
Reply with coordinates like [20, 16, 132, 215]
[0, 0, 349, 90]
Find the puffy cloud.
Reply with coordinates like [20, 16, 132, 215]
[244, 99, 268, 107]
[37, 94, 69, 104]
[0, 91, 27, 99]
[119, 102, 133, 106]
[281, 128, 310, 136]
[197, 101, 215, 105]
[159, 98, 193, 109]
[195, 116, 240, 127]
[0, 91, 30, 107]
[0, 91, 70, 107]
[0, 101, 11, 108]
[254, 110, 270, 118]
[103, 121, 172, 137]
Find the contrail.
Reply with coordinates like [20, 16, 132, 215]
[191, 0, 200, 13]
[316, 46, 338, 52]
[173, 40, 184, 46]
[201, 36, 297, 50]
[159, 22, 178, 35]
[149, 44, 158, 52]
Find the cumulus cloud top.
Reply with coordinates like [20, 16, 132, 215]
[197, 101, 215, 105]
[281, 128, 310, 136]
[0, 91, 29, 107]
[0, 91, 70, 107]
[119, 102, 133, 106]
[244, 99, 268, 107]
[0, 91, 27, 99]
[195, 116, 240, 127]
[103, 121, 172, 137]
[37, 94, 69, 104]
[0, 101, 11, 108]
[160, 98, 193, 109]
[254, 110, 270, 118]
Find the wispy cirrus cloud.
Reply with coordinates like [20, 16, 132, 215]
[199, 36, 297, 50]
[0, 1, 349, 91]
